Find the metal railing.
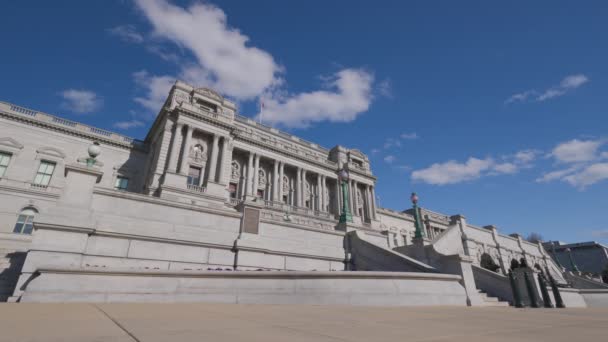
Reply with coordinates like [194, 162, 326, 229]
[186, 184, 206, 193]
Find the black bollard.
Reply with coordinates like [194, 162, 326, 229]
[524, 271, 540, 308]
[509, 271, 524, 308]
[545, 266, 565, 308]
[538, 273, 554, 308]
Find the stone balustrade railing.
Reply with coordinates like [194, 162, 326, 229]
[0, 102, 144, 149]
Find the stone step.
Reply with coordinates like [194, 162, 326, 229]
[483, 301, 510, 307]
[482, 296, 499, 302]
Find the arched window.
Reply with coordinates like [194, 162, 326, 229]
[13, 208, 37, 234]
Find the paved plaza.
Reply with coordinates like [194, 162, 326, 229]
[0, 303, 606, 342]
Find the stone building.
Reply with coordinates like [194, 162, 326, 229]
[544, 241, 608, 279]
[0, 81, 606, 306]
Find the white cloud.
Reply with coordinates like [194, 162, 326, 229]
[400, 132, 419, 140]
[514, 149, 540, 163]
[506, 74, 589, 104]
[551, 139, 602, 163]
[132, 0, 375, 128]
[492, 162, 518, 174]
[60, 89, 103, 114]
[370, 148, 380, 154]
[537, 138, 608, 188]
[132, 70, 175, 115]
[134, 0, 281, 100]
[560, 74, 589, 89]
[563, 163, 608, 189]
[411, 149, 539, 185]
[505, 90, 537, 104]
[377, 78, 392, 98]
[257, 69, 374, 128]
[411, 157, 494, 185]
[384, 155, 396, 164]
[536, 166, 579, 183]
[113, 120, 145, 130]
[591, 230, 608, 238]
[107, 25, 144, 43]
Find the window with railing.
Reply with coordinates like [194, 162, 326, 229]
[187, 166, 201, 186]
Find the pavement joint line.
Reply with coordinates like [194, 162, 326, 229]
[92, 304, 141, 342]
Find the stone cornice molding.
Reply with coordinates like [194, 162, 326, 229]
[92, 187, 242, 219]
[34, 267, 463, 281]
[0, 102, 146, 151]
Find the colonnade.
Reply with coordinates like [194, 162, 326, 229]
[164, 120, 378, 222]
[166, 122, 230, 187]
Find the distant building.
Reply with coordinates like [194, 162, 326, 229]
[544, 240, 608, 276]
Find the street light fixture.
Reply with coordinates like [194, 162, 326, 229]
[411, 192, 425, 239]
[338, 168, 352, 223]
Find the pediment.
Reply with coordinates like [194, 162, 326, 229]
[0, 137, 24, 150]
[36, 146, 66, 159]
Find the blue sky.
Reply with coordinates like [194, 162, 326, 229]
[1, 1, 607, 243]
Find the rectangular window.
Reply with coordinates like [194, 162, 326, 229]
[34, 161, 56, 186]
[0, 152, 11, 178]
[229, 183, 237, 199]
[114, 176, 129, 190]
[187, 166, 201, 186]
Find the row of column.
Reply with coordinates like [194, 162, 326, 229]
[239, 151, 343, 213]
[167, 122, 230, 185]
[347, 179, 377, 222]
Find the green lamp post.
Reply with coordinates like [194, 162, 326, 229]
[338, 169, 352, 223]
[411, 192, 425, 239]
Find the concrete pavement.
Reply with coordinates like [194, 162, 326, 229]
[1, 303, 607, 342]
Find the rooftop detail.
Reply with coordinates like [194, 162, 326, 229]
[0, 101, 145, 150]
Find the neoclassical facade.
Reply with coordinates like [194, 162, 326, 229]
[1, 81, 605, 306]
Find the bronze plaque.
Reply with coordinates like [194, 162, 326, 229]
[242, 207, 260, 234]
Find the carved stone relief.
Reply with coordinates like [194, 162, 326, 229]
[189, 143, 207, 163]
[231, 161, 240, 181]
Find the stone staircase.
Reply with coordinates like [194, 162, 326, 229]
[0, 249, 26, 302]
[477, 290, 510, 307]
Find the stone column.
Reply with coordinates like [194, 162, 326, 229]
[321, 175, 326, 212]
[334, 179, 341, 216]
[167, 122, 183, 173]
[365, 184, 373, 221]
[252, 154, 260, 196]
[246, 152, 254, 196]
[179, 125, 193, 174]
[207, 134, 220, 183]
[278, 162, 284, 201]
[217, 137, 231, 185]
[296, 167, 302, 207]
[370, 186, 378, 219]
[316, 174, 322, 211]
[272, 160, 279, 201]
[351, 180, 358, 216]
[301, 169, 308, 207]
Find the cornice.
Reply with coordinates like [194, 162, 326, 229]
[0, 102, 147, 152]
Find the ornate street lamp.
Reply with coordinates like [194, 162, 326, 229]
[338, 168, 352, 223]
[411, 192, 425, 239]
